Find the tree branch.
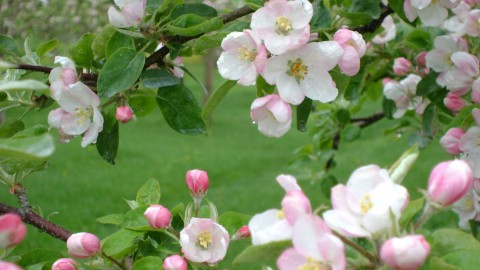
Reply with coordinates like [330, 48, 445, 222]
[0, 203, 72, 241]
[352, 5, 394, 33]
[15, 64, 98, 87]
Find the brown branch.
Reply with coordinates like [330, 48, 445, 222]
[15, 64, 98, 86]
[334, 231, 378, 264]
[0, 203, 72, 241]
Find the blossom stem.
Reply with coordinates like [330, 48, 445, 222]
[333, 232, 378, 264]
[102, 251, 127, 270]
[413, 203, 437, 230]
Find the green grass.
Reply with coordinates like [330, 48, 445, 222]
[0, 62, 457, 268]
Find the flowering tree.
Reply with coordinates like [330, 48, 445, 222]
[1, 0, 480, 269]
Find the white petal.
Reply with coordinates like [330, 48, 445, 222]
[323, 210, 371, 238]
[300, 67, 338, 103]
[418, 4, 448, 26]
[277, 75, 304, 105]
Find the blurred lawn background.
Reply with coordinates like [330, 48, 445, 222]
[0, 0, 457, 268]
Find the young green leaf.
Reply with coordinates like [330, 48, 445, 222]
[202, 80, 236, 121]
[136, 178, 161, 206]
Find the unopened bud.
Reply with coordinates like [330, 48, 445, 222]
[393, 57, 412, 76]
[428, 160, 473, 207]
[67, 232, 100, 258]
[381, 235, 430, 270]
[52, 258, 79, 270]
[163, 254, 188, 270]
[444, 92, 465, 113]
[186, 169, 209, 197]
[232, 225, 251, 240]
[0, 213, 27, 248]
[439, 128, 465, 155]
[415, 52, 428, 68]
[144, 204, 172, 229]
[115, 106, 134, 124]
[0, 261, 22, 270]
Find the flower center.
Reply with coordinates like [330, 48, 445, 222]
[277, 209, 286, 219]
[75, 107, 93, 125]
[287, 58, 309, 82]
[197, 231, 213, 250]
[359, 194, 373, 214]
[276, 16, 292, 35]
[237, 44, 256, 62]
[298, 257, 330, 270]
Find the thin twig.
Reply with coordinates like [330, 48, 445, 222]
[334, 231, 378, 264]
[102, 251, 127, 270]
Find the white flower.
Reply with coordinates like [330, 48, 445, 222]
[251, 0, 313, 55]
[108, 0, 147, 28]
[426, 35, 468, 73]
[217, 30, 267, 86]
[405, 0, 459, 26]
[372, 15, 397, 44]
[383, 74, 429, 118]
[250, 94, 292, 137]
[179, 218, 229, 264]
[263, 42, 343, 105]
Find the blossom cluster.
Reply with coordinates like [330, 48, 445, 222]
[216, 0, 367, 138]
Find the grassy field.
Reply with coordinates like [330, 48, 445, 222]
[0, 61, 456, 268]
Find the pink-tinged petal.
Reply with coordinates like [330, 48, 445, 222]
[257, 113, 291, 137]
[338, 46, 360, 76]
[277, 248, 307, 270]
[81, 107, 104, 147]
[471, 78, 480, 104]
[426, 49, 451, 72]
[61, 113, 91, 136]
[411, 0, 432, 9]
[330, 185, 349, 211]
[443, 70, 473, 92]
[323, 210, 371, 238]
[49, 67, 63, 84]
[404, 0, 419, 21]
[266, 96, 291, 123]
[108, 6, 132, 28]
[451, 51, 479, 77]
[50, 80, 68, 101]
[221, 32, 250, 51]
[301, 67, 338, 103]
[317, 233, 347, 270]
[54, 56, 76, 70]
[288, 0, 313, 28]
[282, 191, 312, 225]
[237, 65, 258, 86]
[254, 45, 267, 73]
[292, 215, 331, 261]
[249, 209, 293, 245]
[263, 54, 290, 85]
[346, 165, 390, 199]
[251, 95, 275, 111]
[123, 2, 145, 24]
[250, 6, 277, 34]
[418, 4, 448, 26]
[48, 109, 68, 129]
[217, 51, 252, 81]
[460, 126, 480, 152]
[276, 174, 301, 192]
[276, 75, 305, 105]
[473, 108, 480, 126]
[303, 41, 343, 71]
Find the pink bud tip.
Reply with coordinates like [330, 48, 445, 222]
[186, 169, 210, 197]
[0, 213, 27, 248]
[281, 190, 312, 225]
[232, 225, 251, 240]
[163, 254, 188, 270]
[144, 204, 172, 229]
[0, 261, 22, 270]
[415, 52, 428, 67]
[439, 128, 465, 155]
[381, 235, 430, 270]
[393, 57, 412, 76]
[52, 258, 79, 270]
[66, 232, 100, 258]
[115, 106, 134, 124]
[428, 160, 473, 206]
[444, 93, 465, 114]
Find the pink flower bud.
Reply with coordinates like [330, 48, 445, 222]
[380, 235, 430, 270]
[428, 160, 473, 206]
[163, 255, 188, 270]
[0, 261, 22, 270]
[382, 77, 393, 85]
[67, 232, 100, 258]
[115, 106, 134, 124]
[474, 178, 480, 196]
[393, 57, 412, 76]
[52, 258, 79, 270]
[415, 52, 428, 68]
[144, 204, 171, 229]
[232, 225, 251, 240]
[186, 169, 209, 197]
[281, 190, 312, 225]
[444, 92, 465, 114]
[439, 128, 465, 155]
[0, 213, 27, 248]
[472, 78, 480, 104]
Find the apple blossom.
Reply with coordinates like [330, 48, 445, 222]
[460, 126, 480, 177]
[323, 165, 409, 238]
[0, 262, 22, 270]
[440, 128, 465, 155]
[380, 235, 430, 270]
[144, 204, 172, 229]
[444, 92, 465, 113]
[405, 0, 460, 26]
[415, 51, 428, 68]
[471, 78, 480, 103]
[333, 29, 366, 76]
[0, 213, 27, 249]
[249, 209, 293, 245]
[217, 30, 267, 86]
[281, 190, 311, 225]
[251, 0, 313, 55]
[250, 94, 292, 138]
[426, 35, 468, 73]
[179, 218, 229, 264]
[393, 57, 412, 76]
[163, 255, 188, 270]
[108, 0, 146, 28]
[276, 174, 301, 192]
[442, 51, 479, 93]
[48, 56, 77, 89]
[52, 258, 79, 270]
[263, 42, 343, 105]
[383, 74, 429, 118]
[115, 106, 134, 124]
[372, 15, 397, 44]
[48, 82, 103, 147]
[452, 189, 480, 229]
[66, 232, 100, 258]
[186, 169, 209, 198]
[427, 160, 473, 206]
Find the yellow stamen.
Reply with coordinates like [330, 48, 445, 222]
[277, 209, 286, 219]
[359, 194, 373, 214]
[298, 257, 330, 270]
[237, 44, 256, 61]
[287, 58, 309, 81]
[276, 16, 292, 35]
[197, 231, 213, 250]
[74, 107, 93, 125]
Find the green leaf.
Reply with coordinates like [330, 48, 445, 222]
[68, 33, 96, 68]
[168, 15, 223, 36]
[193, 32, 228, 54]
[218, 211, 251, 235]
[447, 105, 476, 130]
[234, 240, 291, 264]
[202, 80, 236, 121]
[330, 68, 351, 94]
[170, 3, 217, 20]
[156, 82, 207, 135]
[0, 120, 25, 138]
[389, 0, 415, 25]
[341, 124, 361, 142]
[92, 25, 117, 60]
[0, 35, 19, 56]
[428, 257, 461, 270]
[131, 256, 164, 270]
[102, 229, 144, 258]
[321, 175, 338, 199]
[97, 213, 124, 225]
[335, 109, 351, 127]
[0, 80, 49, 92]
[256, 76, 275, 97]
[422, 103, 436, 137]
[98, 48, 145, 98]
[399, 198, 424, 226]
[348, 0, 381, 19]
[408, 132, 431, 148]
[245, 0, 265, 10]
[417, 72, 442, 96]
[0, 60, 16, 71]
[121, 206, 150, 230]
[140, 68, 181, 89]
[96, 110, 119, 165]
[431, 229, 480, 256]
[136, 178, 161, 206]
[11, 125, 48, 139]
[310, 0, 331, 31]
[106, 32, 135, 58]
[0, 132, 54, 160]
[17, 249, 63, 268]
[36, 39, 58, 57]
[383, 97, 396, 119]
[297, 98, 313, 132]
[129, 89, 157, 117]
[406, 29, 433, 50]
[442, 250, 480, 270]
